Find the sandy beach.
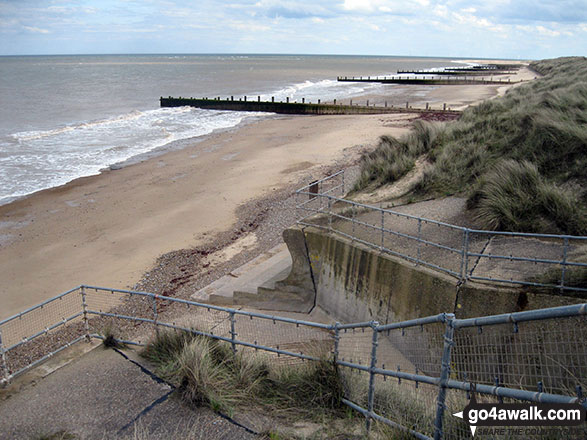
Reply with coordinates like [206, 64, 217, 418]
[0, 63, 531, 319]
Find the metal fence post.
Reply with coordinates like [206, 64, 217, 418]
[366, 321, 380, 432]
[416, 218, 422, 266]
[0, 328, 10, 384]
[560, 237, 569, 292]
[230, 312, 237, 354]
[152, 295, 159, 333]
[381, 210, 385, 251]
[460, 229, 470, 282]
[80, 286, 91, 342]
[333, 322, 341, 363]
[434, 314, 456, 440]
[328, 197, 332, 231]
[351, 205, 356, 241]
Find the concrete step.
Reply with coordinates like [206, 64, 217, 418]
[192, 243, 293, 306]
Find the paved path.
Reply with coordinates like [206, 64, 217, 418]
[0, 346, 256, 440]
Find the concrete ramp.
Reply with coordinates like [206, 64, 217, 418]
[192, 239, 315, 312]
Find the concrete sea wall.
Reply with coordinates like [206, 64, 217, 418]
[281, 226, 583, 323]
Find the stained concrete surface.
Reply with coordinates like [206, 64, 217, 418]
[0, 346, 256, 440]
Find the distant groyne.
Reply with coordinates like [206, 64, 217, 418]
[337, 76, 519, 85]
[160, 96, 461, 115]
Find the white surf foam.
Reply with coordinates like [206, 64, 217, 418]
[0, 107, 265, 205]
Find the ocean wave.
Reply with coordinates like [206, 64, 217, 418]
[258, 77, 391, 103]
[11, 108, 193, 142]
[0, 107, 266, 205]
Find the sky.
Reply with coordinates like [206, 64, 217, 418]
[0, 0, 585, 59]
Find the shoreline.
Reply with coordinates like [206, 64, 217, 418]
[0, 111, 276, 208]
[0, 63, 531, 319]
[0, 113, 417, 319]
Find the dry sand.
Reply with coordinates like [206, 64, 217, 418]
[0, 65, 531, 320]
[424, 62, 538, 110]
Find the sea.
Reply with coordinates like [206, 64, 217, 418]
[0, 54, 469, 205]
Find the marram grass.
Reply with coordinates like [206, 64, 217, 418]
[354, 56, 587, 235]
[141, 328, 344, 419]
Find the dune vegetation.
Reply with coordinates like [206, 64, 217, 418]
[354, 56, 587, 235]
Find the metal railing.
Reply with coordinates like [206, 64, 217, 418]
[1, 285, 585, 439]
[295, 170, 587, 293]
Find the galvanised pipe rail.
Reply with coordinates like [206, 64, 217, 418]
[154, 321, 325, 363]
[445, 379, 583, 406]
[452, 303, 587, 329]
[1, 334, 87, 385]
[298, 189, 587, 241]
[87, 310, 328, 362]
[466, 251, 587, 266]
[0, 286, 81, 326]
[295, 170, 587, 292]
[297, 190, 467, 232]
[2, 282, 586, 439]
[83, 285, 333, 330]
[298, 219, 462, 278]
[293, 170, 345, 193]
[468, 275, 587, 292]
[5, 311, 83, 351]
[377, 313, 450, 331]
[467, 228, 587, 240]
[336, 321, 374, 330]
[342, 398, 434, 440]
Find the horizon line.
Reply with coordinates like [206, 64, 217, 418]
[0, 52, 531, 61]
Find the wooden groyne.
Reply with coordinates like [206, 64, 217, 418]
[160, 96, 462, 116]
[444, 64, 521, 71]
[396, 70, 515, 76]
[337, 76, 520, 85]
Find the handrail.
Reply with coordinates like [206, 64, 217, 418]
[295, 170, 587, 292]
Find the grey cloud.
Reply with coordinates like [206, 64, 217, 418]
[499, 1, 587, 23]
[462, 0, 587, 24]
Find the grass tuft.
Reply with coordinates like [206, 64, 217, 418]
[353, 120, 444, 192]
[466, 160, 587, 235]
[141, 328, 344, 420]
[101, 324, 127, 349]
